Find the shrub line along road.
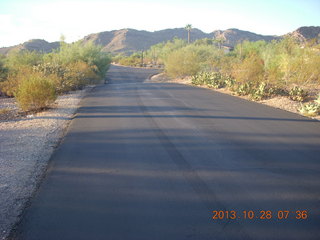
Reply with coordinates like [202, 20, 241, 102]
[11, 65, 320, 240]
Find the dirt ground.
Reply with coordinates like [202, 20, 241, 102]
[0, 87, 92, 240]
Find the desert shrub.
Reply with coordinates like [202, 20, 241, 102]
[223, 75, 236, 88]
[191, 72, 225, 88]
[165, 44, 219, 77]
[1, 40, 110, 112]
[15, 71, 57, 111]
[61, 61, 99, 92]
[44, 40, 111, 78]
[298, 103, 320, 117]
[118, 53, 142, 67]
[315, 94, 320, 105]
[6, 50, 43, 70]
[265, 62, 284, 85]
[250, 82, 276, 100]
[35, 61, 100, 93]
[145, 38, 187, 65]
[192, 72, 209, 86]
[286, 49, 320, 85]
[232, 52, 265, 84]
[1, 51, 44, 96]
[191, 73, 206, 85]
[234, 82, 254, 96]
[0, 55, 8, 82]
[112, 53, 124, 63]
[0, 108, 10, 115]
[32, 62, 66, 79]
[0, 67, 35, 97]
[234, 40, 267, 59]
[165, 48, 201, 77]
[298, 93, 320, 116]
[77, 41, 111, 77]
[289, 86, 308, 102]
[0, 74, 20, 97]
[92, 52, 111, 78]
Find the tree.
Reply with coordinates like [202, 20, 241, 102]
[214, 36, 225, 49]
[185, 24, 192, 44]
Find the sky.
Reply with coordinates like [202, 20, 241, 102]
[0, 0, 319, 47]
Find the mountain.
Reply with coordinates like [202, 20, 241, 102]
[81, 28, 209, 53]
[81, 28, 278, 53]
[286, 26, 320, 43]
[211, 28, 278, 47]
[0, 39, 60, 55]
[1, 26, 319, 55]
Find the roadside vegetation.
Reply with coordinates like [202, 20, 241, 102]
[114, 35, 320, 117]
[0, 40, 111, 112]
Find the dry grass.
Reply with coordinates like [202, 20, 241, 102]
[0, 108, 10, 115]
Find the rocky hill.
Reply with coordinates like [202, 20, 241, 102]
[0, 39, 60, 55]
[82, 28, 209, 53]
[286, 26, 320, 43]
[1, 26, 319, 55]
[81, 28, 279, 53]
[211, 28, 278, 47]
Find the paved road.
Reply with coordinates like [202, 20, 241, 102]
[12, 65, 320, 239]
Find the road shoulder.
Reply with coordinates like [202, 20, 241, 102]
[0, 86, 94, 240]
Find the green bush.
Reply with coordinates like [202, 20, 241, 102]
[165, 44, 220, 77]
[232, 52, 265, 84]
[222, 75, 236, 88]
[250, 82, 277, 100]
[0, 67, 33, 97]
[0, 40, 111, 112]
[118, 53, 141, 67]
[165, 48, 200, 77]
[15, 72, 57, 111]
[191, 72, 225, 88]
[6, 50, 43, 70]
[0, 55, 8, 83]
[191, 73, 206, 85]
[206, 72, 225, 89]
[44, 41, 111, 78]
[298, 93, 320, 117]
[145, 38, 187, 65]
[61, 61, 99, 92]
[315, 94, 320, 105]
[289, 86, 308, 102]
[298, 103, 320, 117]
[234, 82, 253, 96]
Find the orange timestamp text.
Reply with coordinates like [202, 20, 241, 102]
[212, 210, 308, 220]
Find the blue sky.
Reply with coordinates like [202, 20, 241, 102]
[0, 0, 319, 47]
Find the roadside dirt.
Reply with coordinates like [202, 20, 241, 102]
[0, 86, 93, 240]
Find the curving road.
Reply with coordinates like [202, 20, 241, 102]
[11, 65, 320, 240]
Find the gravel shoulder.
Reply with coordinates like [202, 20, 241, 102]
[150, 73, 320, 121]
[0, 86, 94, 240]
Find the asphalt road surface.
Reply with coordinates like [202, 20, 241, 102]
[11, 65, 320, 240]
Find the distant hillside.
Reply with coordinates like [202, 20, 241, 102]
[1, 26, 319, 55]
[211, 28, 278, 47]
[81, 28, 279, 53]
[286, 26, 320, 43]
[0, 39, 60, 55]
[81, 28, 209, 53]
